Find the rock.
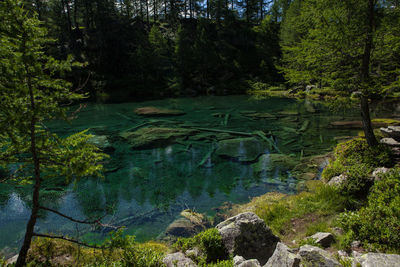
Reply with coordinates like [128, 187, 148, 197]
[310, 232, 334, 248]
[372, 167, 390, 181]
[216, 212, 279, 265]
[381, 125, 400, 141]
[298, 245, 340, 267]
[134, 106, 185, 116]
[351, 240, 362, 249]
[327, 174, 347, 187]
[238, 259, 261, 267]
[264, 242, 300, 267]
[162, 252, 197, 267]
[185, 247, 201, 258]
[234, 255, 246, 266]
[121, 127, 197, 149]
[354, 253, 400, 267]
[6, 254, 18, 266]
[165, 210, 210, 238]
[216, 138, 268, 163]
[88, 135, 115, 153]
[332, 227, 344, 236]
[380, 137, 400, 147]
[337, 250, 348, 258]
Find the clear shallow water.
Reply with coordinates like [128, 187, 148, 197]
[1, 95, 390, 253]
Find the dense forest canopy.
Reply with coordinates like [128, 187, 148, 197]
[22, 0, 292, 101]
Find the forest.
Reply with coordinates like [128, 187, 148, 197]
[0, 0, 400, 266]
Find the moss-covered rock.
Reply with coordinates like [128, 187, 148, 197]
[120, 127, 197, 149]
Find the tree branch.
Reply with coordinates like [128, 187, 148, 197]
[33, 233, 104, 249]
[39, 206, 120, 230]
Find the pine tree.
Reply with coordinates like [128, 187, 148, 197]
[0, 1, 107, 266]
[280, 0, 400, 146]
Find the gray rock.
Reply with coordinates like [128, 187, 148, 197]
[381, 126, 400, 141]
[351, 240, 362, 249]
[298, 245, 340, 267]
[264, 242, 300, 267]
[238, 259, 261, 267]
[380, 137, 400, 147]
[310, 232, 335, 248]
[354, 253, 400, 267]
[234, 255, 246, 266]
[162, 252, 197, 267]
[372, 167, 390, 181]
[327, 174, 347, 187]
[216, 212, 279, 265]
[6, 254, 18, 266]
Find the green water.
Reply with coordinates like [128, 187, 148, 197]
[0, 95, 385, 254]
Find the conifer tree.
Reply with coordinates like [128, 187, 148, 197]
[0, 1, 107, 265]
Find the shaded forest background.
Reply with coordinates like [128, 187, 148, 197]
[26, 0, 290, 102]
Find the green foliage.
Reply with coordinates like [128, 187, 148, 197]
[339, 169, 400, 253]
[279, 0, 400, 126]
[25, 230, 167, 267]
[254, 181, 352, 237]
[174, 228, 228, 264]
[322, 138, 393, 197]
[0, 0, 107, 183]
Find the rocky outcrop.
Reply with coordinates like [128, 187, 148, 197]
[216, 212, 279, 265]
[216, 138, 268, 163]
[162, 252, 197, 267]
[134, 106, 185, 116]
[298, 245, 340, 267]
[166, 210, 210, 238]
[264, 242, 300, 267]
[309, 232, 335, 248]
[354, 253, 400, 267]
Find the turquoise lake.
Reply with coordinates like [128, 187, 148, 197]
[1, 95, 396, 255]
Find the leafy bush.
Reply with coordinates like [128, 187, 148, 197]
[174, 228, 228, 264]
[322, 138, 393, 197]
[339, 169, 400, 253]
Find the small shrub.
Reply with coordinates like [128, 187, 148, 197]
[322, 138, 393, 197]
[174, 228, 228, 264]
[339, 169, 400, 253]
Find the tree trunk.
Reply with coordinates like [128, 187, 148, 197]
[15, 63, 41, 267]
[360, 96, 377, 146]
[360, 0, 378, 146]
